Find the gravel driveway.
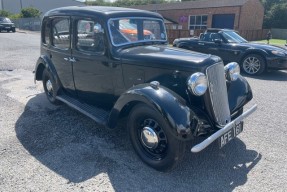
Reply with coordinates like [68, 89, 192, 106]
[0, 32, 287, 192]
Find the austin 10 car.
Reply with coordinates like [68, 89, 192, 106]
[34, 6, 257, 171]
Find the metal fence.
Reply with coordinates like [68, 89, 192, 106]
[12, 18, 41, 31]
[271, 28, 287, 40]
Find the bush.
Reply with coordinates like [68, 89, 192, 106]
[0, 10, 11, 17]
[20, 7, 41, 18]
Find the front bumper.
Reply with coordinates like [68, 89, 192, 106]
[267, 57, 287, 70]
[191, 104, 257, 153]
[0, 25, 15, 31]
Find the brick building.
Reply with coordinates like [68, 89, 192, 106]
[132, 0, 264, 31]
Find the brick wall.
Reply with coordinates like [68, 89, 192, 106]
[158, 6, 241, 30]
[239, 0, 264, 30]
[156, 0, 263, 31]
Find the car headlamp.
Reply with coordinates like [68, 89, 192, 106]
[271, 50, 285, 57]
[224, 62, 240, 81]
[187, 72, 208, 96]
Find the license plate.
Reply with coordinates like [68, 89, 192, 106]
[219, 122, 243, 148]
[5, 27, 11, 29]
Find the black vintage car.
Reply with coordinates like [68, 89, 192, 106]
[0, 17, 16, 32]
[173, 29, 287, 75]
[34, 6, 257, 171]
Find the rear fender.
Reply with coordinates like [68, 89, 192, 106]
[34, 55, 60, 87]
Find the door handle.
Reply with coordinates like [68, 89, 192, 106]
[198, 43, 204, 46]
[69, 57, 77, 63]
[64, 57, 77, 63]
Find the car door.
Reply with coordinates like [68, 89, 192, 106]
[71, 17, 115, 108]
[49, 17, 75, 95]
[197, 32, 234, 63]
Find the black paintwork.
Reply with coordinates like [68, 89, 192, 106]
[173, 28, 287, 70]
[35, 7, 253, 140]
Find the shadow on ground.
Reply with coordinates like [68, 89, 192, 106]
[242, 70, 287, 81]
[15, 93, 261, 191]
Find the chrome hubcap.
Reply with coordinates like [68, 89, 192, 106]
[46, 80, 53, 94]
[243, 57, 261, 74]
[138, 118, 168, 158]
[141, 126, 159, 149]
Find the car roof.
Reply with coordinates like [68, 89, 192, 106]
[44, 6, 163, 20]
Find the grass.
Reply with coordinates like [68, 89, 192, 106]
[253, 39, 287, 46]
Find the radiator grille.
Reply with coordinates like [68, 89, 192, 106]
[206, 63, 231, 127]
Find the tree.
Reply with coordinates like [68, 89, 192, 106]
[0, 10, 10, 17]
[20, 7, 41, 18]
[263, 2, 287, 29]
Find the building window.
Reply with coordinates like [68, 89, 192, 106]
[189, 15, 208, 30]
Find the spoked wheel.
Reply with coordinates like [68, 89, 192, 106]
[242, 54, 266, 75]
[42, 68, 60, 105]
[128, 104, 186, 171]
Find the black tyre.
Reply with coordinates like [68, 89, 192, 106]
[42, 69, 60, 105]
[241, 54, 266, 75]
[128, 104, 186, 171]
[12, 28, 16, 33]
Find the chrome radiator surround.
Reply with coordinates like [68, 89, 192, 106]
[206, 62, 231, 127]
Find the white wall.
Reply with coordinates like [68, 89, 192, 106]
[1, 0, 84, 15]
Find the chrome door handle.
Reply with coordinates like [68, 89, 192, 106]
[64, 57, 77, 63]
[198, 43, 204, 45]
[69, 57, 77, 63]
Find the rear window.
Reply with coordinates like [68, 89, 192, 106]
[42, 19, 51, 45]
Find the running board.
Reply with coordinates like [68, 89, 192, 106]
[56, 94, 109, 125]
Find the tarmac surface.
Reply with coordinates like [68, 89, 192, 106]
[0, 31, 287, 192]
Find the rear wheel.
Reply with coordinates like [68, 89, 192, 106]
[42, 69, 60, 105]
[241, 54, 266, 75]
[128, 104, 186, 171]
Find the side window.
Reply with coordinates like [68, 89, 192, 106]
[42, 19, 51, 45]
[76, 19, 104, 53]
[52, 18, 70, 50]
[210, 33, 222, 42]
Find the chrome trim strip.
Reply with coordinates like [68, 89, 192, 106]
[191, 104, 257, 153]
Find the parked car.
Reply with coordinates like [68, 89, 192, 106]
[173, 28, 287, 75]
[0, 17, 16, 32]
[34, 6, 257, 171]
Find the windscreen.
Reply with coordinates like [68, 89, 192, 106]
[108, 17, 167, 46]
[221, 31, 248, 43]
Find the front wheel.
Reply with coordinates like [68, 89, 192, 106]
[42, 69, 60, 105]
[241, 54, 266, 75]
[128, 104, 186, 171]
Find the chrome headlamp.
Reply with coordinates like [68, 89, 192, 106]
[187, 72, 208, 96]
[271, 50, 285, 57]
[224, 62, 240, 81]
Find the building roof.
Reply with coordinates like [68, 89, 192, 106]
[132, 0, 249, 11]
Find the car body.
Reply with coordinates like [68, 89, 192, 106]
[0, 17, 16, 32]
[34, 6, 257, 171]
[173, 28, 287, 75]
